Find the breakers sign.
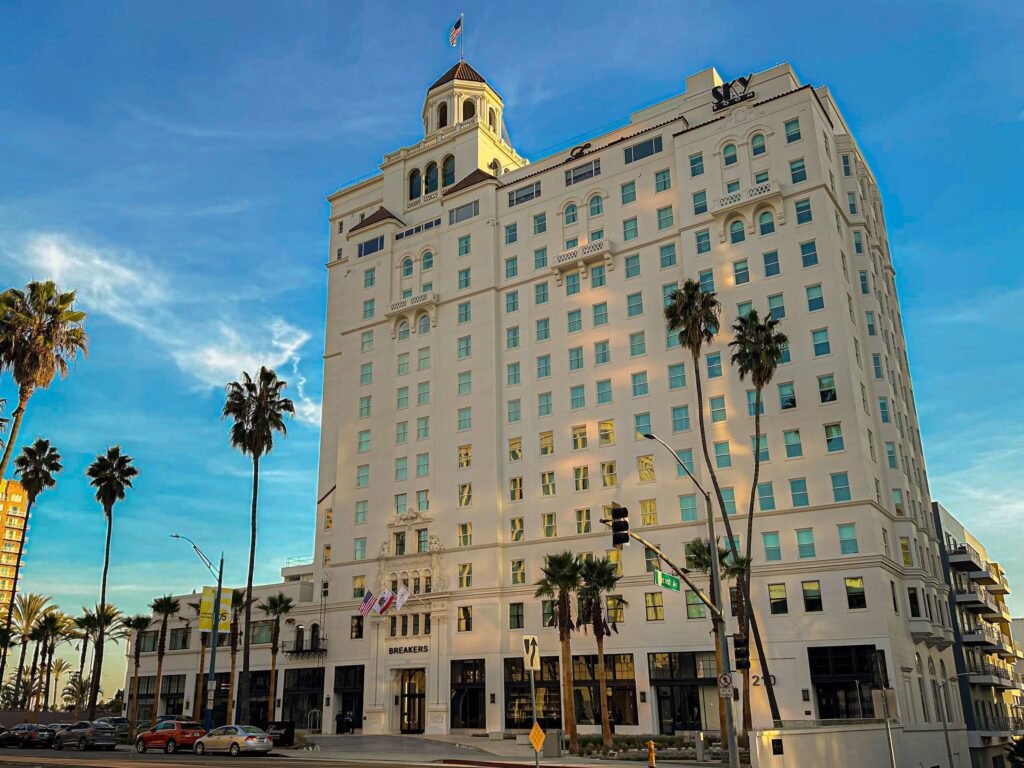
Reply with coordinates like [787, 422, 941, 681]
[389, 645, 429, 655]
[712, 75, 754, 112]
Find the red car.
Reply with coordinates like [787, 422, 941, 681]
[135, 721, 206, 754]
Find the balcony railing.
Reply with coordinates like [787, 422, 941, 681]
[388, 290, 439, 317]
[282, 638, 328, 656]
[711, 180, 784, 215]
[948, 543, 983, 571]
[961, 625, 1004, 648]
[553, 238, 612, 270]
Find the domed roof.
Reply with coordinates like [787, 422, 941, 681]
[429, 60, 487, 91]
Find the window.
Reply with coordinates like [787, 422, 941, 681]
[539, 431, 554, 456]
[360, 330, 374, 352]
[595, 379, 613, 405]
[357, 235, 384, 259]
[872, 353, 884, 379]
[623, 217, 639, 241]
[763, 532, 781, 561]
[812, 328, 831, 356]
[626, 292, 644, 317]
[842, 154, 852, 176]
[457, 606, 473, 632]
[565, 158, 601, 186]
[629, 332, 646, 357]
[507, 399, 521, 423]
[689, 152, 704, 176]
[723, 143, 737, 166]
[637, 455, 655, 482]
[353, 537, 367, 560]
[845, 577, 866, 609]
[457, 268, 471, 289]
[752, 434, 769, 462]
[508, 181, 541, 207]
[710, 395, 726, 423]
[759, 211, 775, 235]
[573, 465, 590, 492]
[575, 508, 592, 534]
[417, 416, 430, 439]
[778, 382, 796, 410]
[818, 374, 837, 403]
[417, 381, 430, 405]
[832, 472, 852, 503]
[564, 347, 583, 373]
[357, 430, 371, 453]
[795, 198, 812, 224]
[784, 118, 801, 143]
[706, 352, 722, 378]
[848, 192, 858, 214]
[624, 135, 663, 164]
[457, 407, 471, 431]
[783, 429, 803, 458]
[599, 419, 615, 445]
[653, 245, 677, 272]
[853, 230, 864, 254]
[507, 438, 523, 463]
[627, 371, 648, 398]
[542, 511, 557, 538]
[727, 262, 750, 291]
[592, 264, 606, 287]
[567, 308, 583, 332]
[729, 219, 745, 244]
[769, 584, 788, 614]
[789, 158, 807, 184]
[621, 181, 636, 204]
[506, 326, 520, 350]
[721, 488, 736, 515]
[601, 461, 617, 488]
[653, 166, 672, 192]
[657, 206, 674, 230]
[674, 449, 694, 478]
[671, 405, 690, 433]
[695, 229, 711, 254]
[645, 592, 665, 621]
[535, 355, 551, 380]
[797, 529, 816, 558]
[566, 273, 580, 295]
[790, 478, 809, 507]
[634, 412, 652, 438]
[762, 251, 780, 278]
[541, 472, 556, 497]
[838, 523, 858, 554]
[396, 386, 409, 410]
[623, 254, 641, 279]
[802, 581, 823, 612]
[504, 223, 518, 245]
[506, 363, 521, 387]
[806, 284, 824, 311]
[866, 311, 877, 337]
[677, 494, 696, 522]
[395, 421, 408, 444]
[825, 423, 845, 452]
[714, 441, 732, 469]
[686, 590, 706, 619]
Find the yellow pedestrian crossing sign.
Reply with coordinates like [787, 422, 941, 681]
[529, 721, 545, 753]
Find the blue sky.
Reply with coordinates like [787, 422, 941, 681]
[1, 1, 1022, 690]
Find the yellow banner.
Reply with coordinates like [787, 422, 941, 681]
[198, 587, 231, 633]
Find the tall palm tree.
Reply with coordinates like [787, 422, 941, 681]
[11, 593, 50, 707]
[24, 619, 45, 710]
[222, 366, 293, 722]
[63, 675, 94, 715]
[0, 439, 61, 685]
[49, 658, 70, 710]
[0, 280, 88, 478]
[227, 589, 245, 722]
[72, 611, 97, 682]
[120, 614, 152, 735]
[257, 593, 293, 724]
[150, 595, 180, 718]
[35, 610, 68, 710]
[577, 557, 624, 748]
[535, 551, 582, 755]
[85, 445, 138, 719]
[665, 282, 781, 723]
[729, 310, 786, 731]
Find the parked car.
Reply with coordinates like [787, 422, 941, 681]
[0, 724, 54, 748]
[135, 721, 205, 754]
[96, 716, 130, 739]
[49, 723, 74, 734]
[52, 721, 118, 751]
[193, 725, 273, 756]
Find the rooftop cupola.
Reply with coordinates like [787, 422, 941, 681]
[422, 60, 509, 144]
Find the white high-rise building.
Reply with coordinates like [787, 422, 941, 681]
[128, 60, 987, 765]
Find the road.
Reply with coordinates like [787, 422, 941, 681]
[0, 750, 455, 768]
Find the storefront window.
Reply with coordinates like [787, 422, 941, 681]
[451, 660, 486, 728]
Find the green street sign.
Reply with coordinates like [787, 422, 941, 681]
[653, 570, 681, 592]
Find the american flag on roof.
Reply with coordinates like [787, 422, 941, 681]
[449, 17, 462, 47]
[358, 591, 376, 616]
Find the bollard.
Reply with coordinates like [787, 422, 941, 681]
[646, 740, 657, 767]
[695, 731, 705, 762]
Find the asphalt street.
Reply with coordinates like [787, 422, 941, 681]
[0, 749, 448, 768]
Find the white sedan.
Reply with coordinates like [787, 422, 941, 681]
[193, 725, 273, 756]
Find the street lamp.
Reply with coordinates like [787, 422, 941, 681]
[643, 432, 740, 768]
[937, 672, 972, 768]
[171, 533, 224, 732]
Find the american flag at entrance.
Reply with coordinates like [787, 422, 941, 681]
[358, 591, 376, 616]
[449, 16, 462, 47]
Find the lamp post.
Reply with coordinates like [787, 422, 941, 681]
[171, 534, 224, 732]
[643, 432, 740, 768]
[937, 671, 972, 768]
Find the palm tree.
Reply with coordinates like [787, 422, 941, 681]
[120, 614, 152, 735]
[577, 557, 625, 748]
[85, 446, 138, 719]
[0, 439, 62, 685]
[49, 658, 70, 710]
[534, 551, 582, 755]
[685, 538, 730, 739]
[222, 366, 293, 722]
[227, 589, 245, 722]
[150, 595, 180, 719]
[72, 611, 97, 682]
[11, 593, 50, 707]
[729, 309, 786, 732]
[665, 282, 781, 723]
[63, 675, 94, 715]
[0, 280, 88, 478]
[257, 593, 293, 723]
[35, 610, 68, 710]
[24, 619, 45, 710]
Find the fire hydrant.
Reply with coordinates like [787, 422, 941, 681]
[646, 739, 657, 767]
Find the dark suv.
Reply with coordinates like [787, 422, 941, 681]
[0, 724, 54, 748]
[53, 721, 118, 751]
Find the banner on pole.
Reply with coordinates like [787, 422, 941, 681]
[198, 587, 231, 632]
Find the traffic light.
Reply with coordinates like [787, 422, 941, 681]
[610, 504, 630, 549]
[733, 633, 750, 671]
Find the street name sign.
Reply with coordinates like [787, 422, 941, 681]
[653, 570, 681, 592]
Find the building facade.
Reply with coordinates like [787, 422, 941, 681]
[0, 480, 27, 608]
[936, 502, 1024, 768]
[128, 60, 981, 764]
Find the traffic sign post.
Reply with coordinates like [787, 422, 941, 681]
[523, 635, 541, 768]
[652, 570, 681, 592]
[718, 672, 733, 699]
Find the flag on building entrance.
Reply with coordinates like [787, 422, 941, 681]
[358, 591, 376, 617]
[374, 589, 396, 615]
[395, 585, 411, 612]
[449, 16, 462, 47]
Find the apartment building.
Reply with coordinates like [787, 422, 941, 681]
[936, 502, 1024, 768]
[128, 59, 973, 765]
[0, 479, 27, 608]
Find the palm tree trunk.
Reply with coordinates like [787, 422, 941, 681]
[128, 650, 142, 736]
[268, 626, 278, 724]
[0, 387, 31, 480]
[87, 508, 113, 719]
[706, 569, 727, 741]
[0, 498, 33, 686]
[13, 638, 28, 709]
[595, 632, 611, 748]
[740, 388, 763, 734]
[238, 454, 259, 724]
[227, 628, 238, 722]
[154, 619, 167, 719]
[195, 634, 207, 720]
[25, 638, 40, 712]
[736, 585, 752, 734]
[42, 642, 53, 711]
[558, 592, 578, 755]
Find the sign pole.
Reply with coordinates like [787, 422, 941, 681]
[203, 554, 224, 732]
[529, 669, 540, 768]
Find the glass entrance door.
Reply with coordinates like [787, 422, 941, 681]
[399, 669, 426, 734]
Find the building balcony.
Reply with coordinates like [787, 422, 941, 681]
[967, 663, 1014, 688]
[961, 625, 1003, 651]
[948, 543, 984, 571]
[551, 238, 613, 281]
[710, 179, 785, 222]
[970, 562, 999, 586]
[956, 586, 1000, 618]
[990, 574, 1011, 594]
[387, 290, 439, 318]
[282, 638, 328, 658]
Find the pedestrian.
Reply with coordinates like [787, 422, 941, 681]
[343, 710, 354, 734]
[335, 711, 345, 735]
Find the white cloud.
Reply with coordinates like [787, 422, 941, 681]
[12, 233, 321, 425]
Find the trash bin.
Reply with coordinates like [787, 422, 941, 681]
[266, 721, 295, 747]
[542, 729, 563, 758]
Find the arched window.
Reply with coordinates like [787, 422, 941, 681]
[310, 623, 321, 650]
[759, 211, 775, 235]
[589, 195, 603, 217]
[438, 102, 448, 128]
[425, 162, 439, 194]
[402, 258, 414, 278]
[463, 99, 475, 120]
[422, 251, 434, 271]
[294, 625, 305, 650]
[751, 133, 766, 156]
[408, 169, 421, 200]
[565, 204, 578, 225]
[488, 107, 497, 131]
[723, 143, 737, 166]
[417, 314, 431, 335]
[397, 321, 410, 341]
[729, 219, 745, 244]
[442, 155, 455, 187]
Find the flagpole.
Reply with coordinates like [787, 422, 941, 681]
[459, 13, 465, 61]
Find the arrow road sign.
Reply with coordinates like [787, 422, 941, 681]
[522, 634, 540, 672]
[652, 570, 681, 592]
